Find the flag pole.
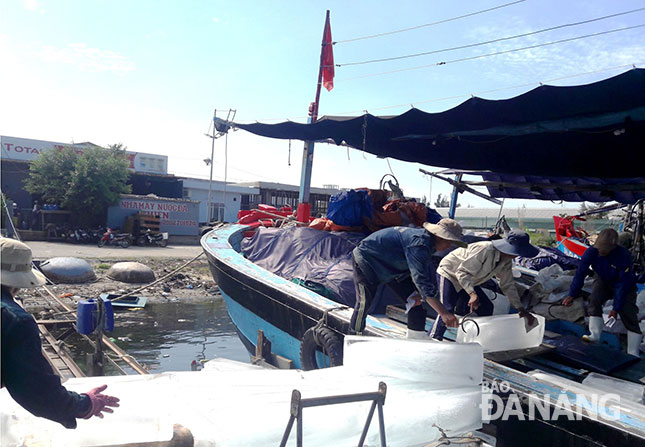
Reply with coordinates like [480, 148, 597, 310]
[297, 10, 332, 222]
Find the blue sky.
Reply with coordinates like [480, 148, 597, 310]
[1, 0, 644, 209]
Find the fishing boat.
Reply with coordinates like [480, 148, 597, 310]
[202, 67, 645, 445]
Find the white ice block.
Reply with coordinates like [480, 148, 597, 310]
[456, 313, 545, 353]
[343, 336, 483, 387]
[582, 372, 645, 405]
[1, 354, 483, 447]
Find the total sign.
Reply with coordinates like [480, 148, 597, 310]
[1, 135, 167, 175]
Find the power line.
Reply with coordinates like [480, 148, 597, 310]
[338, 24, 645, 82]
[335, 0, 527, 44]
[238, 62, 643, 123]
[338, 7, 645, 67]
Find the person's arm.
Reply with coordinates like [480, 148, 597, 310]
[404, 242, 438, 301]
[405, 238, 461, 327]
[612, 252, 635, 312]
[454, 244, 488, 294]
[496, 263, 523, 310]
[2, 314, 91, 428]
[567, 248, 595, 298]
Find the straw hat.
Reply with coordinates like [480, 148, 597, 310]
[0, 238, 46, 288]
[423, 218, 467, 248]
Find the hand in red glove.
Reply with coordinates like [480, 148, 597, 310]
[82, 385, 120, 419]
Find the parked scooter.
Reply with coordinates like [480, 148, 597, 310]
[136, 229, 169, 247]
[66, 228, 92, 244]
[98, 228, 132, 248]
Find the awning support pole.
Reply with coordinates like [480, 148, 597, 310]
[448, 174, 463, 219]
[297, 10, 330, 222]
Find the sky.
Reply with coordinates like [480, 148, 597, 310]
[1, 0, 644, 210]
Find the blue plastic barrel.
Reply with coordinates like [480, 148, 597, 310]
[101, 296, 114, 332]
[76, 298, 114, 335]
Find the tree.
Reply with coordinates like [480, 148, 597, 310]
[25, 145, 131, 226]
[24, 147, 78, 204]
[434, 193, 450, 208]
[433, 193, 461, 209]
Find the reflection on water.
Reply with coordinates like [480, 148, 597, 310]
[64, 297, 250, 375]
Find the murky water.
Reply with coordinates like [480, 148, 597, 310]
[62, 298, 251, 375]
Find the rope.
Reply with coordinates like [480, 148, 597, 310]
[310, 306, 348, 367]
[110, 251, 205, 302]
[431, 424, 485, 446]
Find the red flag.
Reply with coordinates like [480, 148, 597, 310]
[321, 15, 334, 92]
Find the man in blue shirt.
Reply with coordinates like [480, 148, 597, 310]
[350, 218, 466, 338]
[1, 238, 120, 428]
[563, 228, 641, 356]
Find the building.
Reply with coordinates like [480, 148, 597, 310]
[181, 178, 259, 223]
[1, 135, 177, 224]
[106, 194, 200, 242]
[231, 181, 341, 217]
[437, 207, 614, 233]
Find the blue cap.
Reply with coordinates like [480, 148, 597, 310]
[491, 230, 539, 258]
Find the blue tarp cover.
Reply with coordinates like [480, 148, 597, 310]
[514, 246, 581, 271]
[241, 227, 364, 307]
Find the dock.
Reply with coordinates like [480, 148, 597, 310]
[29, 284, 149, 377]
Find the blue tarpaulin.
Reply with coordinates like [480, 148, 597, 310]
[241, 227, 364, 307]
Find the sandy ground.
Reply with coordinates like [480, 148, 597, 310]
[18, 241, 219, 312]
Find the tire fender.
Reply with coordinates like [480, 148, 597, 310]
[299, 325, 343, 371]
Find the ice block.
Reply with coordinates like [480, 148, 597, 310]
[582, 372, 645, 405]
[456, 313, 546, 353]
[343, 336, 483, 387]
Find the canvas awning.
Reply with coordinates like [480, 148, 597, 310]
[432, 169, 645, 203]
[234, 69, 645, 180]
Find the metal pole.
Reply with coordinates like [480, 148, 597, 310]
[448, 174, 463, 219]
[207, 112, 216, 223]
[222, 132, 228, 222]
[298, 10, 330, 210]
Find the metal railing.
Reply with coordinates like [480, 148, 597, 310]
[280, 382, 388, 447]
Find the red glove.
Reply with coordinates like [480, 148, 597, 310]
[82, 385, 120, 419]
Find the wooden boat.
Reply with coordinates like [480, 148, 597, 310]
[202, 68, 645, 445]
[202, 223, 645, 446]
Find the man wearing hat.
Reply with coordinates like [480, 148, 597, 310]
[1, 238, 120, 428]
[562, 228, 641, 356]
[350, 218, 467, 338]
[430, 230, 539, 340]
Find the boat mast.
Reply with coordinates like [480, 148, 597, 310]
[297, 10, 331, 222]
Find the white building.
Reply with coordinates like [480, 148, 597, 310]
[181, 178, 259, 223]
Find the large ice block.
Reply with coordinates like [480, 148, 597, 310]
[456, 313, 545, 353]
[343, 336, 483, 387]
[1, 351, 483, 447]
[582, 372, 645, 405]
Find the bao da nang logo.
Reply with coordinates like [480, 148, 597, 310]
[480, 379, 621, 422]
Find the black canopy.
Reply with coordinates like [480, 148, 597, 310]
[236, 69, 645, 179]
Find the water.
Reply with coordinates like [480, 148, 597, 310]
[63, 298, 251, 375]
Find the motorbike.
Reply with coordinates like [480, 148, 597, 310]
[66, 228, 92, 244]
[97, 228, 133, 248]
[136, 229, 169, 247]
